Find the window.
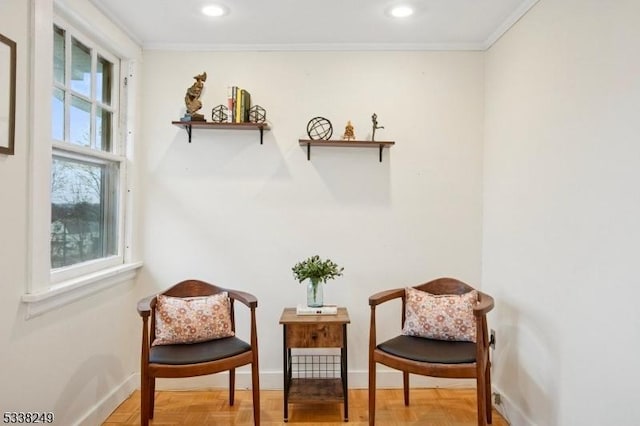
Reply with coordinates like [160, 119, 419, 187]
[50, 22, 124, 280]
[22, 4, 141, 318]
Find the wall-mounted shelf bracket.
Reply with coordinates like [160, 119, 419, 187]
[172, 121, 270, 144]
[183, 124, 193, 142]
[298, 139, 395, 162]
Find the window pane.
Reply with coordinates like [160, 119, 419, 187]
[97, 55, 113, 105]
[70, 96, 91, 147]
[71, 37, 91, 97]
[52, 88, 65, 141]
[51, 156, 119, 268]
[96, 107, 112, 151]
[53, 26, 65, 84]
[50, 23, 124, 274]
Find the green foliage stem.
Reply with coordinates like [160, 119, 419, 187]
[292, 255, 344, 284]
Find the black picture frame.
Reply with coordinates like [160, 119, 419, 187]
[0, 33, 16, 156]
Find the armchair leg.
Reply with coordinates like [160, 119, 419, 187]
[476, 375, 488, 426]
[229, 368, 236, 406]
[149, 377, 156, 419]
[403, 371, 410, 406]
[485, 362, 493, 424]
[140, 372, 150, 426]
[251, 360, 260, 426]
[368, 360, 376, 426]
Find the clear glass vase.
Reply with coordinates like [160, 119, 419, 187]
[306, 278, 323, 307]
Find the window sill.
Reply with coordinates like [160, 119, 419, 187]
[22, 261, 143, 319]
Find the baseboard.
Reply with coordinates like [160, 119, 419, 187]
[73, 374, 137, 426]
[493, 385, 533, 426]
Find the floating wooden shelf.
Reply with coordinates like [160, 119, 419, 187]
[172, 121, 270, 144]
[298, 139, 395, 162]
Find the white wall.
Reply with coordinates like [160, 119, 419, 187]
[138, 50, 485, 388]
[13, 0, 640, 424]
[483, 0, 640, 425]
[0, 1, 141, 425]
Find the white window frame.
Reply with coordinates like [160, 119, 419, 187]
[22, 0, 142, 318]
[51, 19, 125, 281]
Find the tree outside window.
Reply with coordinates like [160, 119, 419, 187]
[51, 24, 122, 270]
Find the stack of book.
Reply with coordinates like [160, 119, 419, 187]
[295, 304, 338, 315]
[227, 86, 251, 123]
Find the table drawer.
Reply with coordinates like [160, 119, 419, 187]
[287, 323, 343, 348]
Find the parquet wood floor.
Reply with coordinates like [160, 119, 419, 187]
[103, 388, 509, 425]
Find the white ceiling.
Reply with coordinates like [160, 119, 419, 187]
[88, 0, 539, 51]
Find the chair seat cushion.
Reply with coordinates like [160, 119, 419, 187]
[377, 335, 476, 364]
[149, 336, 251, 365]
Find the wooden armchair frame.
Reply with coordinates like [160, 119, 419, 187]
[368, 277, 494, 426]
[137, 279, 260, 426]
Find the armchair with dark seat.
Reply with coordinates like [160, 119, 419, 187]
[137, 279, 260, 426]
[368, 277, 494, 426]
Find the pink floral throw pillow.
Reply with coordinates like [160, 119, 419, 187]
[152, 292, 234, 346]
[402, 287, 478, 342]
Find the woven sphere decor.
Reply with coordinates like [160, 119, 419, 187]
[306, 116, 333, 140]
[248, 105, 267, 123]
[211, 105, 229, 123]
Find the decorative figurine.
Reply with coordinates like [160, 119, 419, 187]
[306, 117, 333, 140]
[343, 121, 355, 141]
[248, 105, 267, 123]
[183, 72, 207, 121]
[371, 113, 384, 141]
[211, 104, 229, 123]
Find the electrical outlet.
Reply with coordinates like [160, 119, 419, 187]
[490, 329, 496, 349]
[493, 392, 502, 405]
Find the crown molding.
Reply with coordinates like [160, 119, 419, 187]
[143, 41, 486, 52]
[482, 0, 540, 50]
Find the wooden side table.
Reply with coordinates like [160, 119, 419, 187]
[279, 307, 350, 422]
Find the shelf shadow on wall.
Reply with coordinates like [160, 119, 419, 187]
[305, 146, 391, 207]
[159, 129, 287, 180]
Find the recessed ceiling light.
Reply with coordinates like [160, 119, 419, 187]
[390, 5, 414, 18]
[202, 5, 227, 17]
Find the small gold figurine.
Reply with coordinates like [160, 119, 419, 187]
[184, 72, 207, 121]
[343, 121, 355, 141]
